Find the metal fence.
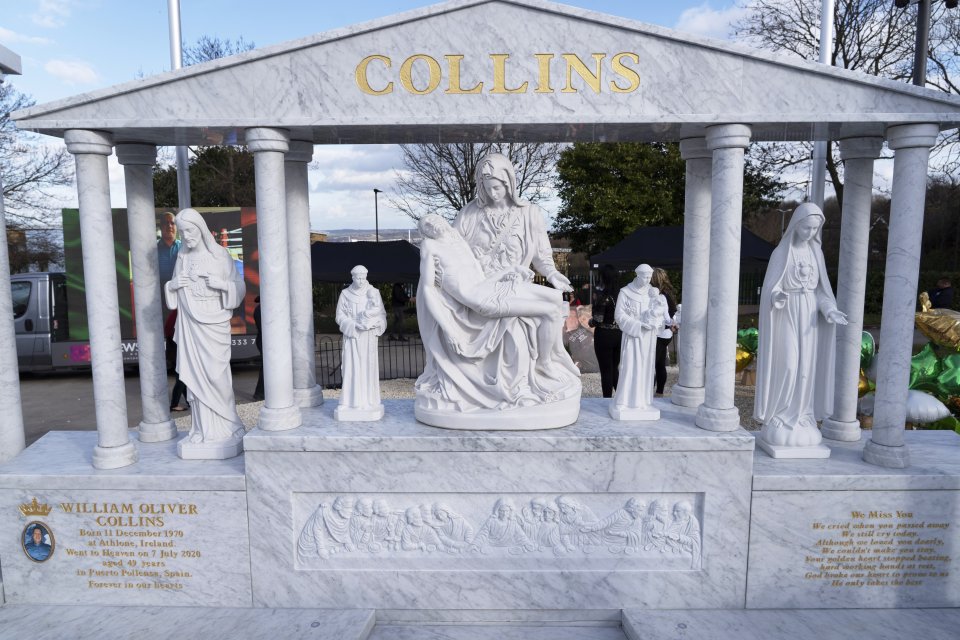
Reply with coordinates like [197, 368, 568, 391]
[316, 334, 426, 388]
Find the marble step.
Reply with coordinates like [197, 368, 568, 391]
[0, 605, 375, 640]
[622, 609, 960, 640]
[368, 624, 626, 639]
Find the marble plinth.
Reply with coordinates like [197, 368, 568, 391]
[177, 432, 244, 460]
[747, 430, 960, 609]
[0, 431, 251, 607]
[609, 405, 660, 421]
[756, 439, 831, 459]
[244, 398, 755, 610]
[334, 402, 385, 422]
[414, 394, 581, 430]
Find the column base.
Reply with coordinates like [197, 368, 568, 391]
[670, 384, 705, 408]
[293, 385, 325, 408]
[757, 439, 831, 459]
[137, 419, 178, 443]
[862, 438, 910, 469]
[91, 440, 139, 470]
[695, 404, 741, 432]
[821, 417, 862, 442]
[258, 404, 302, 431]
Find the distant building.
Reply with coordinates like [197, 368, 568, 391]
[310, 232, 328, 243]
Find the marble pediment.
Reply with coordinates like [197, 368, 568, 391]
[13, 0, 960, 144]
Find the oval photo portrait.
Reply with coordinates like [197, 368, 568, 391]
[22, 522, 54, 562]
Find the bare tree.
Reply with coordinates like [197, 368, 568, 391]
[734, 0, 960, 205]
[1, 79, 74, 227]
[182, 36, 255, 66]
[391, 142, 563, 221]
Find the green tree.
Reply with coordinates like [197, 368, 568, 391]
[552, 142, 784, 256]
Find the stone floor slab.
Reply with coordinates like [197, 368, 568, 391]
[622, 608, 959, 640]
[368, 624, 626, 640]
[0, 605, 375, 640]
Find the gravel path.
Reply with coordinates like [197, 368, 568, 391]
[177, 366, 760, 431]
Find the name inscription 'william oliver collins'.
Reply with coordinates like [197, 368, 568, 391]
[355, 52, 641, 96]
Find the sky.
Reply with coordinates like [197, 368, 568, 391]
[1, 0, 750, 231]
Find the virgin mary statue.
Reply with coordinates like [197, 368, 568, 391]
[754, 203, 847, 456]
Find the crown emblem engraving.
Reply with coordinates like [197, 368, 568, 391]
[19, 498, 52, 517]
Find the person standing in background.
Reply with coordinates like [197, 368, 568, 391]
[253, 296, 264, 401]
[390, 282, 410, 341]
[157, 212, 181, 285]
[650, 268, 678, 396]
[591, 264, 622, 398]
[165, 309, 188, 412]
[928, 278, 954, 309]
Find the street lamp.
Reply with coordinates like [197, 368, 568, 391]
[373, 188, 382, 242]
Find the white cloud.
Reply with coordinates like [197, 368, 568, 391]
[31, 0, 73, 29]
[674, 3, 749, 40]
[0, 26, 53, 46]
[44, 59, 99, 85]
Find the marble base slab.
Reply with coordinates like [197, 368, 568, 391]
[0, 605, 375, 640]
[756, 439, 831, 459]
[245, 398, 755, 610]
[0, 431, 252, 607]
[622, 608, 960, 640]
[747, 431, 960, 609]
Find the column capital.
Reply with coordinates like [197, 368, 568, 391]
[705, 124, 751, 151]
[115, 143, 158, 166]
[838, 137, 884, 162]
[246, 127, 290, 153]
[679, 137, 710, 160]
[285, 140, 314, 164]
[64, 129, 113, 156]
[885, 123, 939, 150]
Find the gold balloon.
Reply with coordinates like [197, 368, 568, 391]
[735, 347, 754, 373]
[915, 309, 960, 350]
[858, 369, 872, 397]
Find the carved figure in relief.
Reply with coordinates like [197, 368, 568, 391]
[372, 499, 400, 551]
[556, 495, 601, 551]
[533, 503, 564, 554]
[471, 499, 534, 554]
[643, 499, 673, 552]
[610, 264, 667, 421]
[164, 208, 246, 459]
[521, 497, 550, 542]
[400, 507, 443, 552]
[755, 203, 847, 450]
[297, 496, 356, 559]
[664, 500, 702, 568]
[579, 497, 646, 552]
[431, 503, 474, 552]
[415, 155, 582, 431]
[349, 498, 378, 552]
[335, 265, 387, 421]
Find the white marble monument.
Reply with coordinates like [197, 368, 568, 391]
[414, 158, 582, 431]
[755, 203, 847, 459]
[610, 264, 666, 421]
[164, 208, 246, 460]
[334, 266, 387, 421]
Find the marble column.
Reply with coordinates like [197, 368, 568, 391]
[285, 141, 324, 408]
[116, 143, 177, 443]
[672, 137, 712, 408]
[247, 127, 302, 431]
[863, 123, 939, 468]
[821, 137, 884, 442]
[695, 124, 752, 433]
[64, 130, 138, 469]
[0, 176, 25, 463]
